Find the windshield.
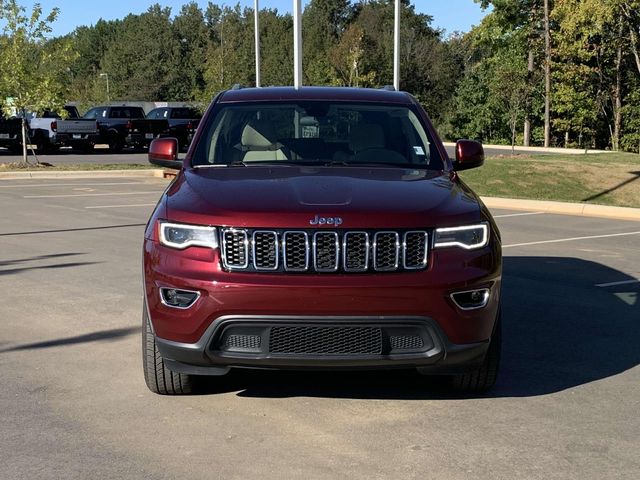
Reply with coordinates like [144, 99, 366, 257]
[192, 102, 443, 170]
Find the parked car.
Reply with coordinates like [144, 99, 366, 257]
[54, 105, 169, 152]
[0, 116, 23, 153]
[142, 86, 502, 395]
[28, 105, 80, 153]
[147, 107, 201, 151]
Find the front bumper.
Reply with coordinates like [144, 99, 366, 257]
[144, 234, 501, 375]
[155, 315, 490, 376]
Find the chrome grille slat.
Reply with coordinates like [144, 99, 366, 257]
[343, 231, 369, 272]
[373, 231, 400, 271]
[403, 231, 429, 269]
[313, 232, 340, 272]
[252, 231, 278, 270]
[283, 231, 309, 271]
[221, 229, 249, 269]
[221, 229, 428, 273]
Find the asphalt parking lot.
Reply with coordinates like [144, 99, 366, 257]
[0, 147, 150, 166]
[1, 176, 638, 480]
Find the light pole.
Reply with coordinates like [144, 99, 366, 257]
[99, 73, 110, 102]
[393, 0, 400, 91]
[254, 0, 261, 87]
[293, 0, 302, 89]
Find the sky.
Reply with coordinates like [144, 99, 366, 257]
[29, 0, 489, 38]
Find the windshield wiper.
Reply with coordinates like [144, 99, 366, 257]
[323, 160, 349, 166]
[227, 160, 247, 167]
[324, 161, 425, 169]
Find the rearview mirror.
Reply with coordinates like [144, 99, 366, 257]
[453, 140, 484, 171]
[149, 138, 182, 170]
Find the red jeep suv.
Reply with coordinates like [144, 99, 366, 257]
[142, 87, 502, 395]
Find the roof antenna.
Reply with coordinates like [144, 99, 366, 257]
[254, 0, 261, 87]
[393, 0, 400, 91]
[293, 0, 303, 89]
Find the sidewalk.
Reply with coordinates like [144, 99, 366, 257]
[481, 197, 640, 222]
[0, 169, 164, 179]
[443, 142, 612, 155]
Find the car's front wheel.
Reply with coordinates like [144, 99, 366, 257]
[450, 308, 502, 393]
[142, 303, 195, 395]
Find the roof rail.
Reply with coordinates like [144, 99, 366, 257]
[379, 85, 396, 91]
[231, 84, 244, 90]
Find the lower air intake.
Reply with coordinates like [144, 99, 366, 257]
[389, 335, 424, 350]
[225, 334, 261, 350]
[269, 326, 383, 355]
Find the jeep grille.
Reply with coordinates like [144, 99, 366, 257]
[220, 229, 428, 273]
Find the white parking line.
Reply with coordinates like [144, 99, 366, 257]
[24, 192, 162, 199]
[0, 182, 145, 188]
[85, 203, 156, 209]
[595, 279, 640, 287]
[493, 212, 545, 218]
[503, 231, 640, 248]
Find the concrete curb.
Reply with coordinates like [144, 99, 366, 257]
[443, 142, 611, 155]
[0, 169, 165, 180]
[481, 196, 640, 222]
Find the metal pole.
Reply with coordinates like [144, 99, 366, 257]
[254, 0, 261, 87]
[293, 0, 303, 89]
[100, 73, 110, 102]
[393, 0, 400, 91]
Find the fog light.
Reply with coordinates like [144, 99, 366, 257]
[160, 288, 200, 309]
[450, 288, 490, 310]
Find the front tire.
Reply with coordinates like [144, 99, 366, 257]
[450, 308, 502, 393]
[142, 303, 195, 395]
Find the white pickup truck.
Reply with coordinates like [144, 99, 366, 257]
[27, 105, 80, 153]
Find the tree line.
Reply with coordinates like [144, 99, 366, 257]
[1, 0, 639, 152]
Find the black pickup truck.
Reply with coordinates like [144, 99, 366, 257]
[147, 107, 201, 151]
[54, 106, 169, 152]
[0, 117, 24, 153]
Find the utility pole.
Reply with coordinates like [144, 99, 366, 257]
[543, 0, 551, 147]
[523, 48, 534, 146]
[100, 73, 110, 102]
[254, 0, 261, 87]
[293, 0, 302, 89]
[393, 0, 400, 90]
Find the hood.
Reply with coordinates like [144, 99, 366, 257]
[165, 166, 483, 229]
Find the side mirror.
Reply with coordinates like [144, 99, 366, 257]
[453, 140, 484, 171]
[148, 137, 182, 170]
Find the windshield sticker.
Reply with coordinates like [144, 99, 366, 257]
[413, 146, 425, 156]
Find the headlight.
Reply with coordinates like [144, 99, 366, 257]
[433, 223, 489, 250]
[159, 222, 218, 250]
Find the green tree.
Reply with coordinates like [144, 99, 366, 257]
[171, 2, 209, 100]
[621, 88, 640, 153]
[99, 5, 181, 101]
[65, 19, 120, 107]
[259, 9, 294, 87]
[474, 0, 545, 146]
[0, 0, 75, 164]
[302, 0, 354, 84]
[330, 24, 376, 86]
[197, 4, 254, 101]
[553, 0, 639, 150]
